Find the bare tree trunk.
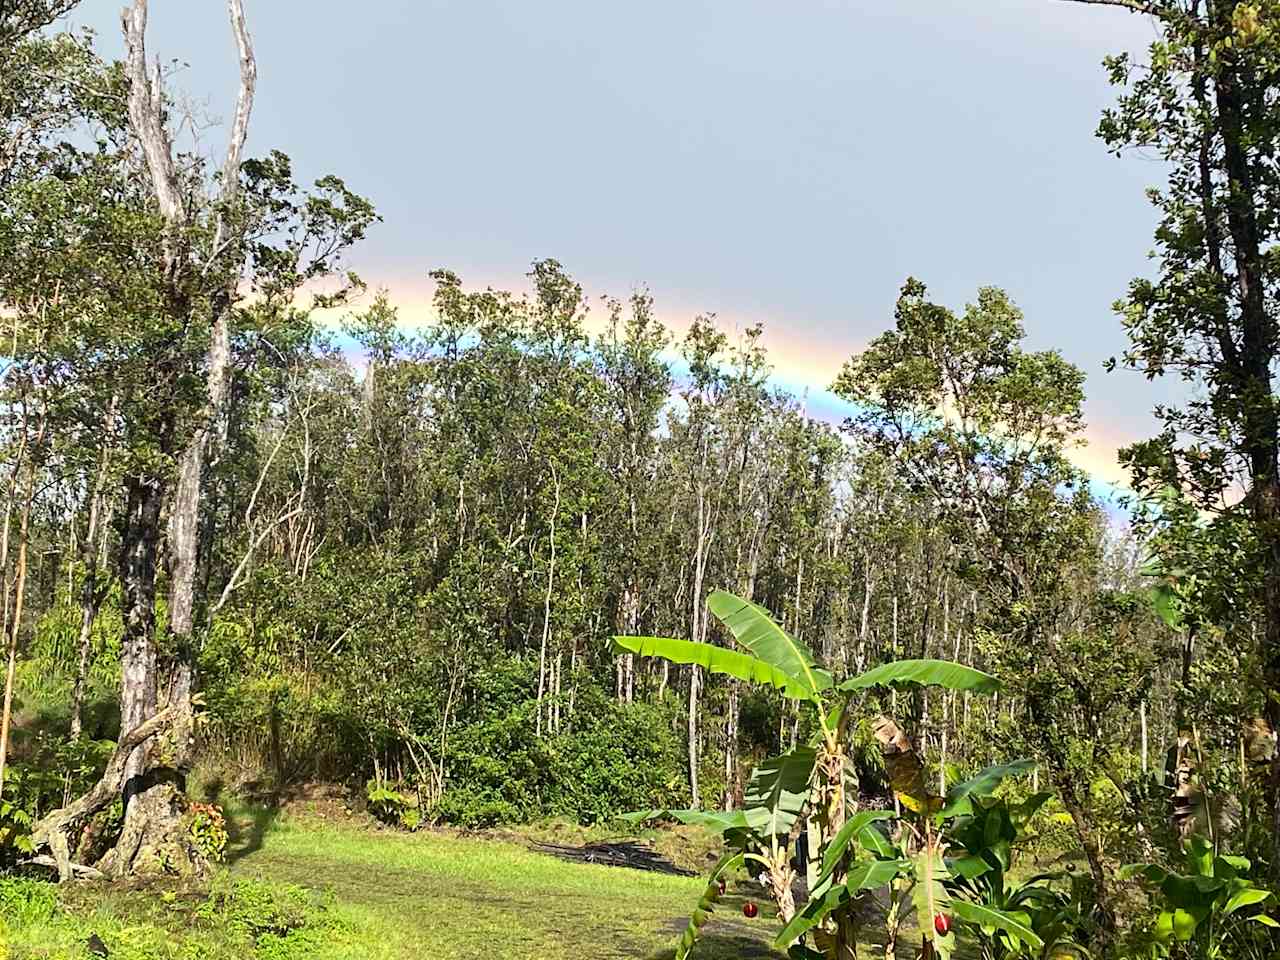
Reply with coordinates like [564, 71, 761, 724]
[70, 401, 116, 739]
[162, 0, 254, 758]
[939, 587, 950, 795]
[30, 708, 177, 882]
[687, 459, 713, 808]
[99, 473, 195, 878]
[0, 412, 40, 795]
[723, 682, 738, 810]
[536, 471, 559, 738]
[1140, 699, 1149, 775]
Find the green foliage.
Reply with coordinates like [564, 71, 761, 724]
[435, 667, 684, 826]
[0, 874, 351, 960]
[196, 878, 344, 948]
[1122, 836, 1277, 957]
[616, 590, 1024, 959]
[0, 877, 57, 926]
[945, 793, 1088, 959]
[186, 803, 230, 864]
[0, 798, 33, 860]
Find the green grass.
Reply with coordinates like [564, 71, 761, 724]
[2, 803, 782, 959]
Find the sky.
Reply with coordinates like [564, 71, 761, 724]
[68, 1, 1176, 493]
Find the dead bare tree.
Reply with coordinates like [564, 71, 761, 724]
[85, 0, 257, 878]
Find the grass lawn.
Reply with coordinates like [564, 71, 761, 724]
[2, 802, 783, 959]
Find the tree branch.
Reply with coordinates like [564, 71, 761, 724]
[221, 0, 257, 192]
[1053, 0, 1160, 13]
[121, 0, 184, 227]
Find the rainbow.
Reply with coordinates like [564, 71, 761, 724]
[313, 273, 1133, 506]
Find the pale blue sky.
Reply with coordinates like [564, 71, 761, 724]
[69, 0, 1174, 485]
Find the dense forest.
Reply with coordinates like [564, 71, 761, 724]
[3, 1, 1280, 958]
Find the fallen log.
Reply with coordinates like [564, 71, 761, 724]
[29, 707, 177, 882]
[19, 855, 104, 880]
[530, 839, 695, 876]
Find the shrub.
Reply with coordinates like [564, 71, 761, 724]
[364, 781, 421, 830]
[436, 681, 685, 826]
[186, 802, 229, 863]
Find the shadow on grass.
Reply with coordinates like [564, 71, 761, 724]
[644, 932, 779, 960]
[225, 804, 280, 866]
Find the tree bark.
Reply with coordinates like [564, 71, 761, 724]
[536, 470, 559, 738]
[164, 0, 253, 756]
[1207, 30, 1280, 872]
[99, 473, 196, 878]
[30, 707, 176, 881]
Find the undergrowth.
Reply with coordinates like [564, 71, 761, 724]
[0, 875, 355, 960]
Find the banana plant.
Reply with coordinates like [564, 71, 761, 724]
[943, 790, 1093, 960]
[612, 589, 1022, 960]
[821, 728, 1056, 960]
[1121, 836, 1276, 959]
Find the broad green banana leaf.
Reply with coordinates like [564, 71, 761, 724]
[743, 746, 817, 839]
[674, 851, 744, 960]
[856, 821, 897, 858]
[1223, 887, 1272, 916]
[939, 760, 1036, 817]
[913, 847, 953, 956]
[947, 855, 992, 880]
[812, 810, 895, 889]
[773, 858, 909, 948]
[610, 635, 813, 699]
[707, 591, 833, 699]
[839, 658, 1000, 694]
[949, 901, 1044, 951]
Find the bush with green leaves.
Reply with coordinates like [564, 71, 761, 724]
[427, 655, 685, 827]
[186, 802, 229, 863]
[365, 780, 419, 829]
[1122, 836, 1276, 960]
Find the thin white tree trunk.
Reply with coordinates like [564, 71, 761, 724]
[536, 471, 560, 738]
[1140, 700, 1149, 775]
[0, 412, 39, 795]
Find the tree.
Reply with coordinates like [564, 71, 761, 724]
[4, 1, 376, 878]
[832, 279, 1132, 931]
[1063, 0, 1280, 869]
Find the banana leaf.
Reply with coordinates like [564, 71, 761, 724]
[839, 659, 1000, 695]
[743, 746, 816, 839]
[939, 760, 1036, 817]
[610, 635, 813, 700]
[949, 901, 1044, 951]
[812, 810, 895, 889]
[674, 851, 744, 960]
[773, 858, 909, 948]
[707, 591, 833, 699]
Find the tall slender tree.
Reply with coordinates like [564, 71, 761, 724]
[1062, 0, 1280, 866]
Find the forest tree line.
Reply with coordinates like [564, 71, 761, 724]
[1, 0, 1279, 946]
